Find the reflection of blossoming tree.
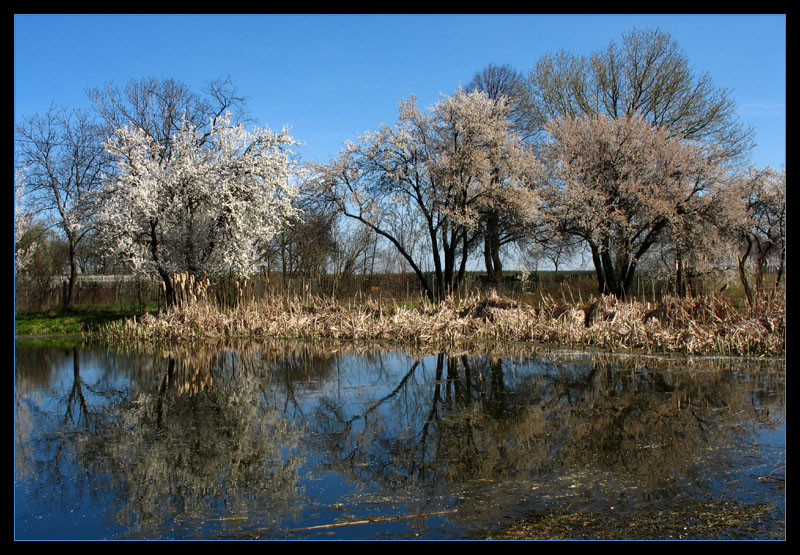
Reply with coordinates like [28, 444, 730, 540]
[308, 351, 784, 515]
[15, 345, 310, 534]
[104, 351, 307, 530]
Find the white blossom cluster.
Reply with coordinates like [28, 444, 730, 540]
[311, 90, 542, 300]
[99, 113, 299, 281]
[14, 169, 37, 277]
[317, 90, 541, 244]
[424, 89, 542, 228]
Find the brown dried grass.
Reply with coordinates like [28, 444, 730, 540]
[92, 289, 784, 357]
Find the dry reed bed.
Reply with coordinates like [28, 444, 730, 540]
[92, 290, 784, 357]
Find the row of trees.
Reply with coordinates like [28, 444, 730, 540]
[15, 28, 784, 309]
[309, 28, 784, 303]
[15, 78, 299, 307]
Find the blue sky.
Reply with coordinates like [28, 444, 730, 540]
[14, 14, 786, 169]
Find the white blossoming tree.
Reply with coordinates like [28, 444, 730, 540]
[465, 63, 537, 282]
[14, 169, 37, 277]
[100, 112, 299, 305]
[312, 90, 541, 302]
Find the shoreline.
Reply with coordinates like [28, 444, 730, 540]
[81, 291, 785, 358]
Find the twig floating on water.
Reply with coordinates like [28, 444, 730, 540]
[286, 509, 456, 533]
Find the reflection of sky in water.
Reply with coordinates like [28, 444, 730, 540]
[14, 342, 785, 540]
[15, 479, 126, 540]
[761, 423, 786, 446]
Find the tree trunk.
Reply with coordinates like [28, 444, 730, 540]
[483, 212, 503, 282]
[770, 244, 785, 301]
[737, 240, 755, 309]
[589, 242, 606, 295]
[599, 243, 623, 297]
[63, 238, 78, 311]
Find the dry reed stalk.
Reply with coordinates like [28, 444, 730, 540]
[89, 290, 784, 357]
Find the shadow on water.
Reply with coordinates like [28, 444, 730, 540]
[14, 339, 785, 540]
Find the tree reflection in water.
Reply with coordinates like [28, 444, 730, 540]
[15, 342, 311, 537]
[314, 351, 782, 477]
[14, 341, 784, 540]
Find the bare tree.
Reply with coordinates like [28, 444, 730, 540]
[524, 28, 754, 164]
[728, 167, 785, 307]
[88, 76, 247, 158]
[519, 230, 584, 279]
[328, 220, 375, 283]
[15, 106, 109, 309]
[466, 63, 534, 139]
[263, 209, 338, 285]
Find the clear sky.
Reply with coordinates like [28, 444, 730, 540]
[14, 14, 786, 170]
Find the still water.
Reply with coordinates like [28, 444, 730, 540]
[14, 339, 785, 540]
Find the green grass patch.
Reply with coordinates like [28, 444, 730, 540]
[14, 309, 145, 337]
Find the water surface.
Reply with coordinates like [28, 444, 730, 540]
[14, 340, 785, 540]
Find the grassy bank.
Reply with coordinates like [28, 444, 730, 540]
[15, 308, 141, 337]
[89, 290, 784, 357]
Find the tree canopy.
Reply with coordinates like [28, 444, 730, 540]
[99, 111, 299, 303]
[524, 28, 754, 163]
[312, 90, 541, 302]
[541, 112, 729, 298]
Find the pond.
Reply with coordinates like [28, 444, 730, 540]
[14, 339, 785, 540]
